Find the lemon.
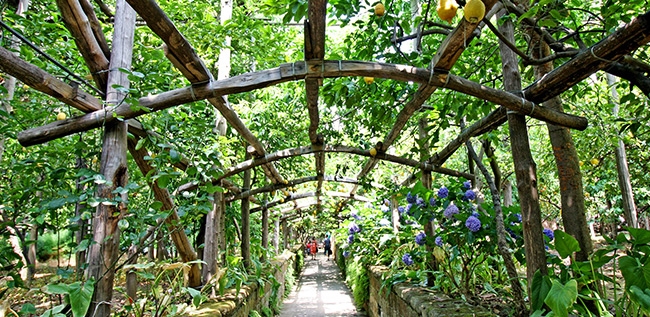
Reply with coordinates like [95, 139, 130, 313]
[56, 112, 67, 120]
[364, 77, 374, 84]
[369, 148, 377, 156]
[463, 0, 485, 23]
[590, 158, 599, 166]
[437, 0, 458, 23]
[374, 3, 385, 16]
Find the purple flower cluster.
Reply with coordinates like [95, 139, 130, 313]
[435, 236, 443, 246]
[429, 197, 436, 207]
[350, 212, 362, 221]
[543, 228, 554, 240]
[463, 189, 476, 201]
[443, 204, 459, 218]
[437, 186, 449, 198]
[514, 213, 522, 223]
[463, 180, 472, 189]
[415, 231, 426, 246]
[343, 251, 350, 258]
[398, 206, 406, 214]
[348, 222, 361, 235]
[347, 234, 354, 244]
[406, 192, 416, 204]
[402, 253, 413, 266]
[465, 216, 481, 232]
[416, 197, 426, 208]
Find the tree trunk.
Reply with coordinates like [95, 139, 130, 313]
[470, 140, 527, 312]
[26, 224, 37, 286]
[282, 219, 288, 250]
[531, 38, 593, 261]
[497, 9, 547, 284]
[503, 180, 513, 207]
[203, 194, 219, 282]
[608, 74, 638, 229]
[85, 2, 135, 316]
[241, 152, 252, 269]
[125, 244, 138, 304]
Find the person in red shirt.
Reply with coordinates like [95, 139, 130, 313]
[309, 238, 318, 260]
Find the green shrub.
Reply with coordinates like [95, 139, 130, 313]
[345, 257, 369, 307]
[36, 229, 72, 262]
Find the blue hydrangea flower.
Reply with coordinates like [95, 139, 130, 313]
[465, 216, 481, 232]
[543, 228, 554, 240]
[463, 180, 472, 189]
[415, 231, 426, 246]
[435, 236, 443, 246]
[406, 192, 416, 204]
[350, 212, 362, 221]
[348, 222, 361, 234]
[429, 197, 436, 207]
[463, 189, 476, 201]
[380, 205, 390, 213]
[416, 197, 426, 208]
[347, 234, 354, 244]
[471, 211, 480, 218]
[514, 213, 522, 223]
[443, 204, 459, 218]
[405, 203, 413, 214]
[343, 251, 350, 257]
[398, 206, 406, 214]
[402, 253, 414, 266]
[437, 186, 449, 198]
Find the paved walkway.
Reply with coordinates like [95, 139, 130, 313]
[280, 252, 366, 317]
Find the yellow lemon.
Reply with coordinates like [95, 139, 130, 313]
[437, 0, 458, 23]
[364, 77, 374, 84]
[375, 3, 385, 16]
[56, 112, 67, 120]
[579, 161, 584, 167]
[590, 158, 599, 166]
[464, 0, 485, 23]
[369, 148, 377, 156]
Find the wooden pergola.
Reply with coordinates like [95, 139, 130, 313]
[1, 0, 649, 315]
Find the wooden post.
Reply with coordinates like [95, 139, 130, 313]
[262, 207, 269, 261]
[274, 217, 280, 252]
[282, 219, 288, 250]
[85, 1, 135, 316]
[241, 152, 252, 269]
[608, 74, 638, 228]
[497, 8, 547, 285]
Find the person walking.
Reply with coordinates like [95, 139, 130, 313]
[323, 235, 332, 261]
[309, 238, 318, 260]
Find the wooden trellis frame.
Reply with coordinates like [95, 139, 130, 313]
[2, 0, 650, 314]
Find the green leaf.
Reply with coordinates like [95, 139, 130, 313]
[629, 285, 650, 314]
[157, 175, 170, 188]
[170, 149, 181, 164]
[619, 256, 650, 290]
[45, 283, 70, 295]
[554, 230, 580, 259]
[531, 270, 552, 311]
[135, 138, 146, 151]
[40, 304, 66, 317]
[544, 279, 578, 317]
[628, 227, 650, 245]
[68, 279, 95, 317]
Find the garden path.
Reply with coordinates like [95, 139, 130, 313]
[279, 252, 366, 316]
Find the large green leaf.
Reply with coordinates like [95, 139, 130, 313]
[554, 230, 580, 259]
[544, 279, 578, 317]
[531, 270, 552, 312]
[619, 256, 650, 290]
[629, 285, 650, 314]
[628, 227, 650, 245]
[68, 279, 95, 317]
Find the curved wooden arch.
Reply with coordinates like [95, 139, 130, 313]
[227, 175, 358, 202]
[176, 144, 474, 194]
[250, 190, 371, 213]
[18, 60, 590, 146]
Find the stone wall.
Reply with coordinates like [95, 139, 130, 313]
[187, 250, 295, 317]
[367, 266, 493, 317]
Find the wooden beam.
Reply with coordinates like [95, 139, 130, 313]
[127, 137, 201, 286]
[126, 0, 286, 184]
[251, 190, 372, 213]
[175, 144, 473, 194]
[18, 60, 588, 146]
[523, 10, 650, 104]
[228, 175, 358, 202]
[56, 0, 110, 92]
